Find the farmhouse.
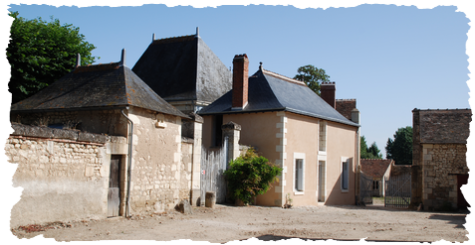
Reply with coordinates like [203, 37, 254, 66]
[199, 54, 360, 206]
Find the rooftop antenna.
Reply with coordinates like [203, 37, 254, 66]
[75, 53, 81, 68]
[195, 27, 200, 38]
[121, 49, 126, 66]
[152, 33, 155, 42]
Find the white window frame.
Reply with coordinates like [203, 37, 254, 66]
[293, 152, 305, 195]
[340, 156, 350, 192]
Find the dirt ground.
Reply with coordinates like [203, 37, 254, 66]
[11, 204, 468, 243]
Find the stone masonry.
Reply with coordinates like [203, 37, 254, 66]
[422, 144, 468, 210]
[6, 124, 124, 228]
[412, 108, 471, 211]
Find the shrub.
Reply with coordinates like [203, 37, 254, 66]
[224, 148, 282, 205]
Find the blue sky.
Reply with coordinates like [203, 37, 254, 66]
[4, 3, 471, 156]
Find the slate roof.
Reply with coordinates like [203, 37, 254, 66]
[11, 57, 188, 118]
[416, 109, 471, 144]
[132, 32, 232, 103]
[360, 159, 393, 179]
[199, 68, 359, 127]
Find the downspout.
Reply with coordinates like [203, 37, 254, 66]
[121, 107, 134, 217]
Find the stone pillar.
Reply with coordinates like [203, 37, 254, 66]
[221, 121, 241, 167]
[410, 108, 423, 209]
[188, 113, 203, 206]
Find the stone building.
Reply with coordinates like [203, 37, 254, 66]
[8, 50, 203, 227]
[411, 108, 471, 211]
[199, 54, 360, 207]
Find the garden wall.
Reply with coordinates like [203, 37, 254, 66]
[5, 123, 125, 228]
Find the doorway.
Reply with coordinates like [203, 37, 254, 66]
[318, 161, 326, 202]
[457, 174, 475, 209]
[108, 155, 122, 217]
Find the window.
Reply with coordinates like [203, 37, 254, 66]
[295, 159, 304, 192]
[293, 153, 305, 194]
[341, 159, 349, 191]
[373, 181, 379, 190]
[319, 121, 326, 152]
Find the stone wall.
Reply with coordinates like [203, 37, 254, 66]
[11, 109, 128, 137]
[5, 124, 123, 228]
[127, 107, 183, 214]
[419, 109, 471, 144]
[422, 143, 468, 210]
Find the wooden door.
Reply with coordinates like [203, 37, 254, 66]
[108, 155, 121, 217]
[457, 175, 475, 209]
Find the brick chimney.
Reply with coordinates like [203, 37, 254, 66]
[232, 54, 249, 109]
[321, 82, 336, 109]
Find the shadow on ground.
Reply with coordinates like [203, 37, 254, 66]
[429, 213, 475, 230]
[218, 235, 464, 245]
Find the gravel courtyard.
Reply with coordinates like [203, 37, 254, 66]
[12, 204, 468, 243]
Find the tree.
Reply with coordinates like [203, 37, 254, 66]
[386, 126, 413, 165]
[368, 142, 383, 159]
[7, 11, 97, 104]
[293, 65, 330, 95]
[360, 136, 383, 159]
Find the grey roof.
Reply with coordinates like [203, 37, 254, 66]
[11, 61, 188, 118]
[132, 34, 232, 102]
[199, 68, 359, 127]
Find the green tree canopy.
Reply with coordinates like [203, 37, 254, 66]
[293, 65, 330, 95]
[7, 11, 97, 104]
[360, 136, 383, 159]
[385, 126, 413, 165]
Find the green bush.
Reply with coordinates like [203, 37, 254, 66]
[224, 148, 282, 205]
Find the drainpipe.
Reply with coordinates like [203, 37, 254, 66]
[121, 108, 134, 218]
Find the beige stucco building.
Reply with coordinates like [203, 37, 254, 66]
[199, 54, 360, 207]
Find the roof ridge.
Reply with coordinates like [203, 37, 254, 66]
[73, 62, 121, 73]
[262, 69, 307, 87]
[152, 34, 195, 44]
[413, 108, 471, 111]
[336, 99, 356, 101]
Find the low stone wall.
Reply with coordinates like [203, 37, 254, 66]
[422, 143, 468, 210]
[5, 124, 122, 228]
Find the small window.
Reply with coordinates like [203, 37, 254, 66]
[295, 159, 304, 192]
[341, 160, 349, 191]
[319, 121, 327, 152]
